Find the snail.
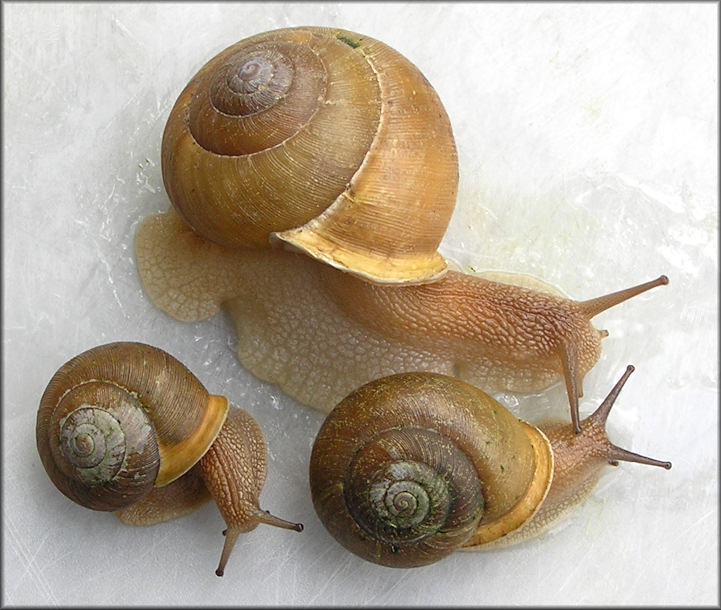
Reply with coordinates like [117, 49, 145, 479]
[35, 341, 303, 577]
[134, 26, 669, 430]
[309, 368, 671, 568]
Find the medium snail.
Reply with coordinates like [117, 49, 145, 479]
[309, 368, 671, 568]
[135, 26, 668, 430]
[35, 342, 303, 576]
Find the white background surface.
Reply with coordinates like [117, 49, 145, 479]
[3, 3, 718, 606]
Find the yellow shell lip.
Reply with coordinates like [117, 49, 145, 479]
[462, 422, 554, 548]
[272, 227, 449, 285]
[154, 395, 229, 487]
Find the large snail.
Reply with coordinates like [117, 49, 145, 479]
[35, 342, 303, 576]
[134, 26, 668, 431]
[309, 368, 671, 568]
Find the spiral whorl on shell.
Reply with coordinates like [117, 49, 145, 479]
[162, 26, 458, 284]
[309, 373, 554, 568]
[36, 342, 228, 512]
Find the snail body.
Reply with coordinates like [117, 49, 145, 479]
[36, 342, 302, 576]
[136, 210, 667, 431]
[309, 368, 671, 568]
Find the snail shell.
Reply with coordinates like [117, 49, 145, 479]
[36, 342, 227, 511]
[162, 26, 458, 284]
[309, 372, 553, 568]
[309, 369, 671, 568]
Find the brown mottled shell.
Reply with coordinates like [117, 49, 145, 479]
[161, 26, 458, 284]
[309, 372, 553, 568]
[36, 342, 228, 511]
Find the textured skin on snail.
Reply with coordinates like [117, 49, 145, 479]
[161, 26, 458, 284]
[136, 210, 668, 431]
[309, 370, 671, 568]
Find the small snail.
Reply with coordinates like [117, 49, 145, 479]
[309, 368, 671, 568]
[35, 342, 303, 576]
[134, 26, 669, 429]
